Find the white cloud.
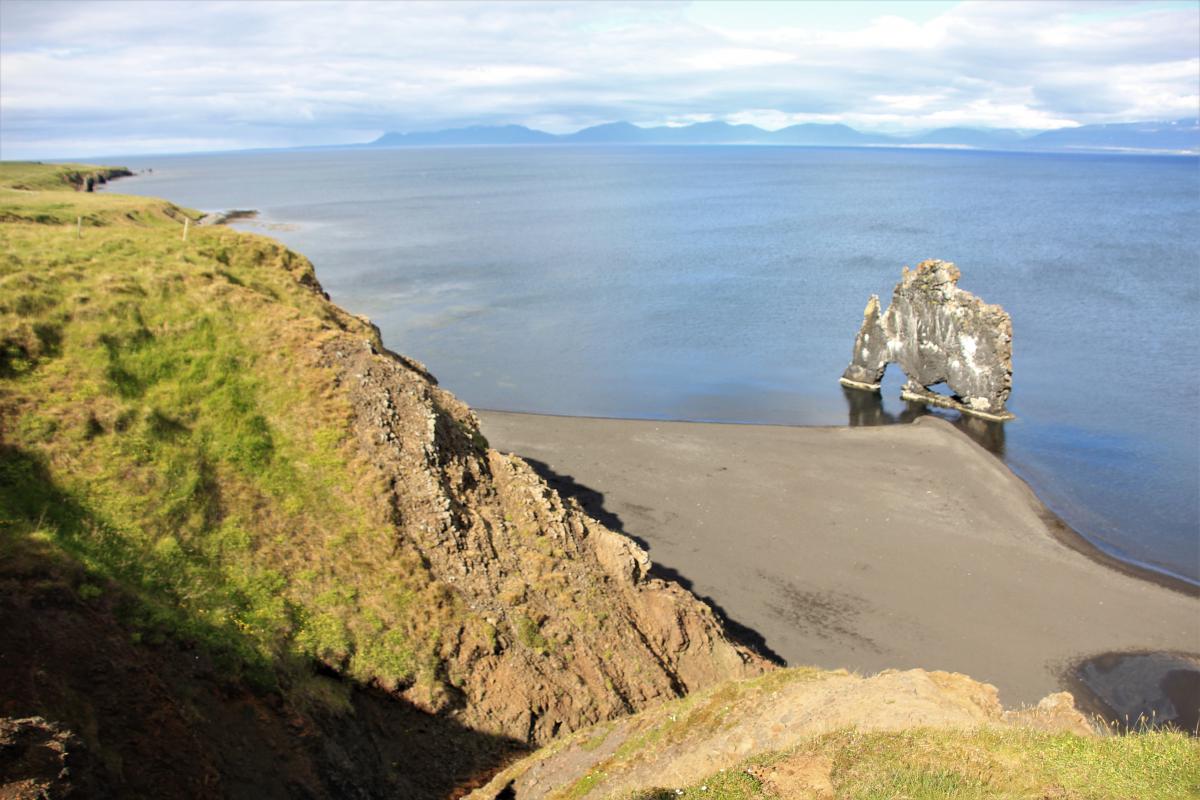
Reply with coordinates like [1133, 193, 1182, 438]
[679, 47, 795, 71]
[872, 94, 947, 112]
[0, 0, 1196, 158]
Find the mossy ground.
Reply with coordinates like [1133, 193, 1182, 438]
[486, 665, 1198, 799]
[623, 726, 1199, 800]
[0, 162, 457, 701]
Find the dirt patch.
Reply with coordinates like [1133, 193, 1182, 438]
[749, 754, 834, 799]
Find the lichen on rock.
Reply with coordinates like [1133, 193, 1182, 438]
[840, 260, 1014, 421]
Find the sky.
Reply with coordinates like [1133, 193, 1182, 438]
[1, 0, 1197, 159]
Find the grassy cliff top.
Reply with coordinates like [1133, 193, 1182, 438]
[472, 664, 1200, 800]
[0, 161, 133, 192]
[0, 161, 456, 696]
[622, 726, 1199, 800]
[0, 161, 182, 226]
[0, 163, 762, 795]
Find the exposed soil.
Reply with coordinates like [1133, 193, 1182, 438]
[468, 668, 1093, 799]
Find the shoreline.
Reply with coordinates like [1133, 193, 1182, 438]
[104, 160, 1200, 597]
[477, 406, 1199, 598]
[476, 409, 1200, 708]
[98, 167, 1198, 707]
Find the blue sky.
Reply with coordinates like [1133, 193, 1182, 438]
[1, 0, 1197, 159]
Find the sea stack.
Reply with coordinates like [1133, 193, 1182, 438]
[840, 260, 1014, 421]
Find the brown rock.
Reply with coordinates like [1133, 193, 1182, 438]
[469, 668, 1095, 800]
[316, 319, 766, 746]
[0, 717, 96, 799]
[1003, 691, 1096, 736]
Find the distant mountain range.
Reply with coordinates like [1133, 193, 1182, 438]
[367, 118, 1199, 154]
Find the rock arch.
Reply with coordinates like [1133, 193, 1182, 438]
[839, 260, 1014, 421]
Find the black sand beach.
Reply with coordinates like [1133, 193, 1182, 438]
[478, 411, 1200, 712]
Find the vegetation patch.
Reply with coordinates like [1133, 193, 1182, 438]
[0, 162, 461, 705]
[621, 727, 1200, 800]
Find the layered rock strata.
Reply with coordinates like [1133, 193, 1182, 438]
[318, 327, 767, 743]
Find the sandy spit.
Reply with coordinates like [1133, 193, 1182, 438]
[477, 411, 1199, 707]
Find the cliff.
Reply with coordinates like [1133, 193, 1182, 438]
[0, 163, 761, 797]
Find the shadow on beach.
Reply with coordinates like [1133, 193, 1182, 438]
[1064, 651, 1200, 736]
[521, 457, 787, 666]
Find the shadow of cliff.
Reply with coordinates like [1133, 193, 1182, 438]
[842, 385, 1007, 456]
[523, 457, 626, 534]
[1062, 650, 1200, 736]
[521, 457, 787, 667]
[0, 443, 523, 799]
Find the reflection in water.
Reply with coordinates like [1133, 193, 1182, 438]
[841, 385, 1006, 456]
[1066, 651, 1200, 735]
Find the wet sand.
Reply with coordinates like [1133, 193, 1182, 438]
[477, 411, 1200, 709]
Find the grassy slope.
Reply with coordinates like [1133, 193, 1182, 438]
[0, 163, 463, 702]
[625, 727, 1200, 800]
[0, 161, 132, 193]
[477, 663, 1198, 799]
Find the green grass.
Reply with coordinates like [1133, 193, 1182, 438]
[533, 666, 1199, 799]
[0, 161, 128, 191]
[622, 727, 1200, 800]
[515, 614, 552, 655]
[0, 161, 465, 701]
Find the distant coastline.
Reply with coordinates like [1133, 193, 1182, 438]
[362, 117, 1200, 156]
[61, 117, 1200, 162]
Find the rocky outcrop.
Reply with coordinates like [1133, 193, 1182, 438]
[198, 209, 259, 226]
[468, 668, 1094, 800]
[840, 260, 1014, 421]
[318, 329, 766, 744]
[66, 168, 132, 192]
[0, 717, 98, 799]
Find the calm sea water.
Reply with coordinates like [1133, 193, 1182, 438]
[113, 146, 1200, 584]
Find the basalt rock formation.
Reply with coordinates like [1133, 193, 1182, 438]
[317, 327, 767, 742]
[840, 260, 1014, 421]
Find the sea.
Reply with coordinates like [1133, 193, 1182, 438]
[111, 145, 1200, 586]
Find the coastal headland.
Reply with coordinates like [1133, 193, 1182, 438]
[2, 162, 1197, 798]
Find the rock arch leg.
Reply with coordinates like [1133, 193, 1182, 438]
[839, 295, 889, 391]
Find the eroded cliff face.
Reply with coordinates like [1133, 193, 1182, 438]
[841, 260, 1014, 420]
[2, 317, 763, 795]
[319, 330, 765, 743]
